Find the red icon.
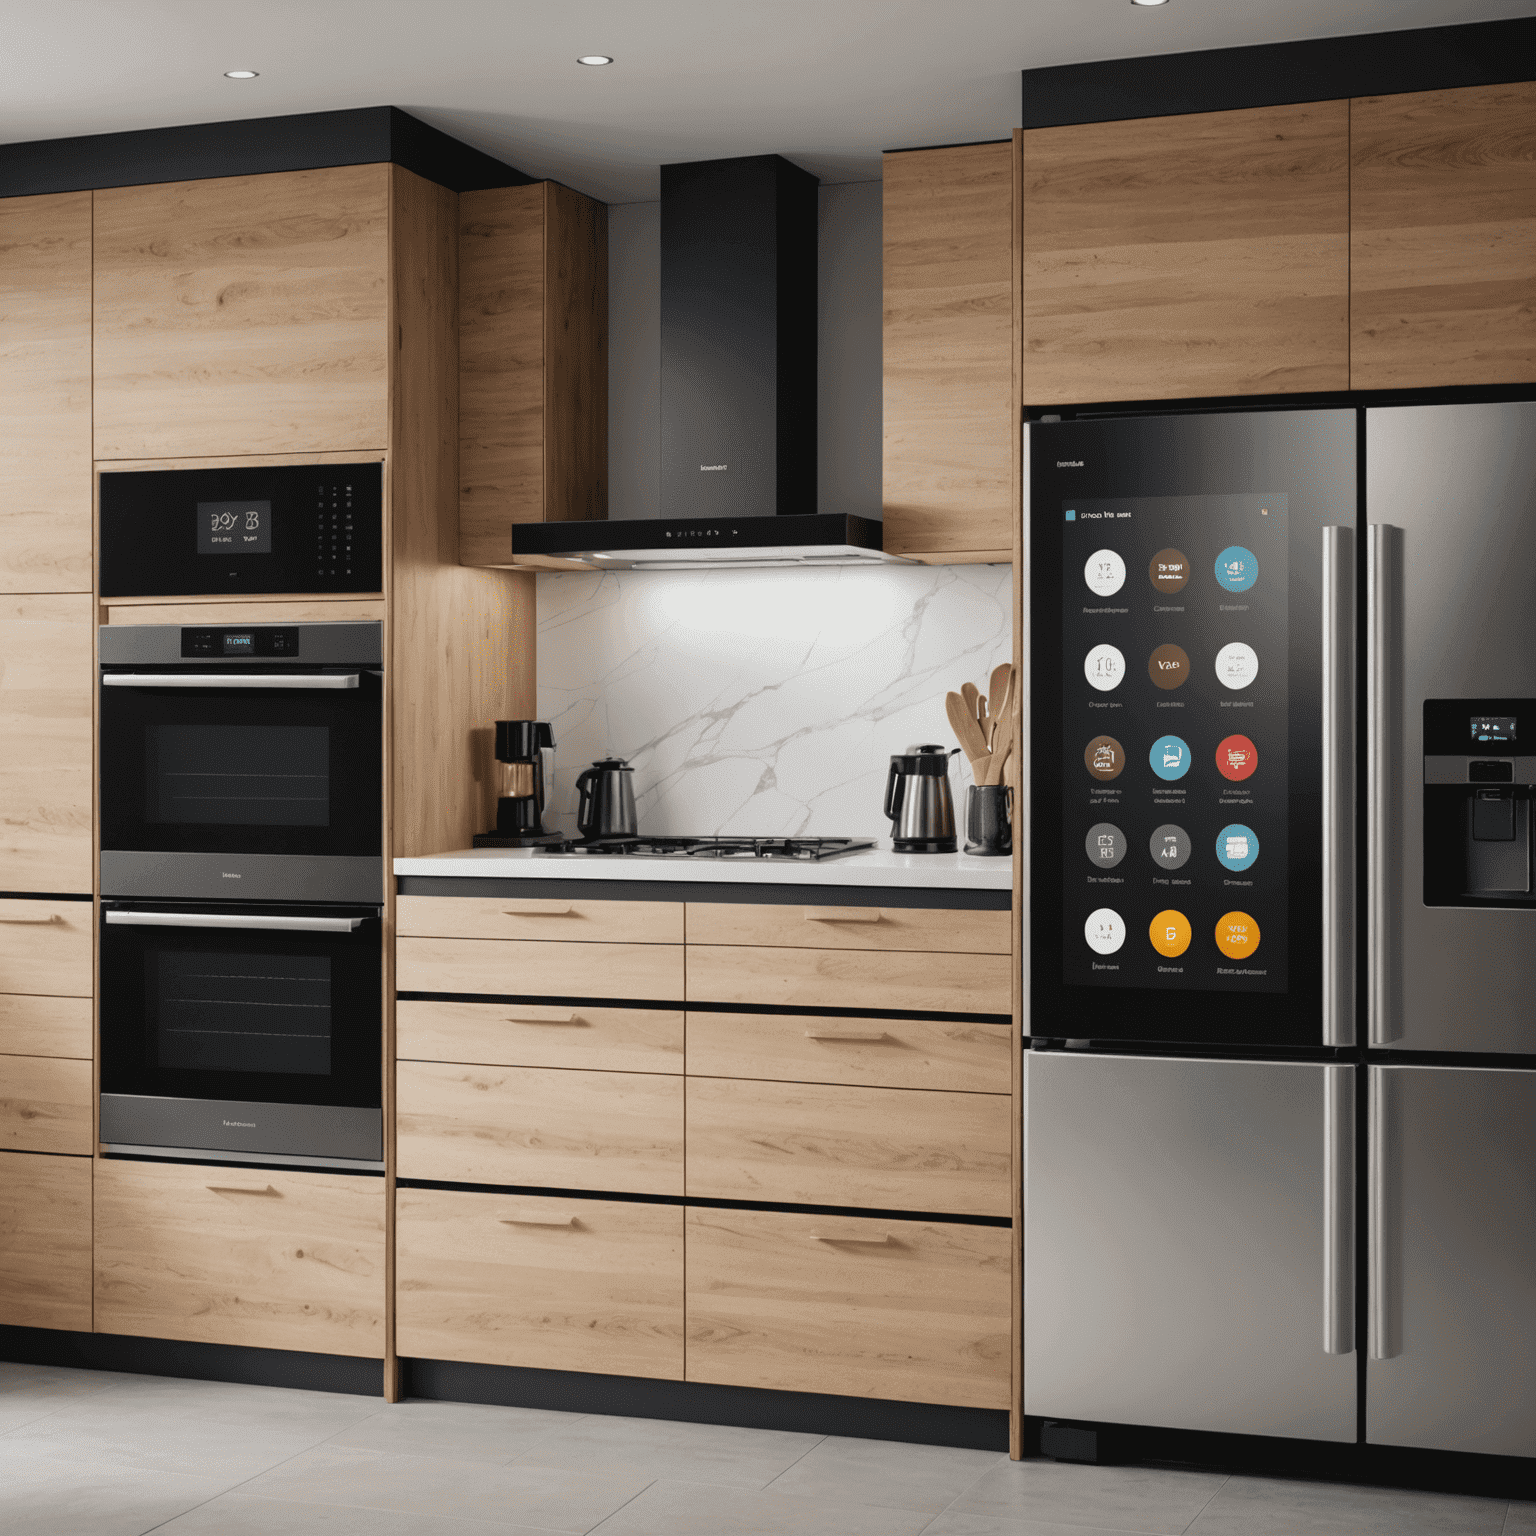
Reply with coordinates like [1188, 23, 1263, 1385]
[1216, 734, 1258, 781]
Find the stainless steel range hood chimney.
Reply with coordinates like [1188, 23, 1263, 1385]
[512, 153, 901, 571]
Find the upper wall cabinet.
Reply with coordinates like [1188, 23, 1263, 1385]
[459, 182, 608, 567]
[93, 165, 390, 461]
[882, 142, 1015, 562]
[1021, 101, 1350, 405]
[0, 193, 92, 593]
[1351, 81, 1536, 391]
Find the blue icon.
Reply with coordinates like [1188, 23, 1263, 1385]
[1216, 823, 1260, 871]
[1149, 735, 1191, 781]
[1065, 510, 1076, 521]
[1215, 546, 1258, 592]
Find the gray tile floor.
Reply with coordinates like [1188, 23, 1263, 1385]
[0, 1361, 1525, 1535]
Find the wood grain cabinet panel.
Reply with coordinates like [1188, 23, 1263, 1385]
[686, 1206, 1011, 1409]
[0, 994, 92, 1059]
[0, 598, 93, 894]
[0, 1054, 91, 1154]
[396, 1059, 684, 1195]
[0, 192, 92, 593]
[0, 1150, 91, 1331]
[92, 166, 390, 460]
[686, 1077, 1010, 1217]
[397, 936, 684, 1003]
[0, 899, 92, 997]
[398, 999, 683, 1074]
[1351, 82, 1536, 390]
[93, 1160, 386, 1356]
[685, 901, 1011, 955]
[396, 1188, 683, 1379]
[687, 944, 1010, 1016]
[686, 1011, 1010, 1095]
[398, 894, 682, 945]
[1021, 101, 1349, 404]
[882, 142, 1015, 559]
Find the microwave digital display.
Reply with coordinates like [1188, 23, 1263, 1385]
[197, 501, 272, 555]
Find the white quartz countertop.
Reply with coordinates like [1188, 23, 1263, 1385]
[394, 843, 1012, 891]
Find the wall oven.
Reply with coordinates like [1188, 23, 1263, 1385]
[99, 622, 383, 904]
[99, 901, 383, 1166]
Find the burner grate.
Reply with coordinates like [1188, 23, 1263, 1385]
[547, 835, 875, 861]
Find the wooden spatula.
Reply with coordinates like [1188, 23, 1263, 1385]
[986, 699, 1015, 786]
[946, 691, 989, 770]
[961, 681, 984, 729]
[987, 663, 1012, 735]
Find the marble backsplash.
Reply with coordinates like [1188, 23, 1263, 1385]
[536, 562, 1013, 839]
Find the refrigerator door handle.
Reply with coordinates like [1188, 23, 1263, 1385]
[1322, 526, 1356, 1047]
[1367, 524, 1403, 1045]
[1323, 1064, 1356, 1356]
[1368, 1065, 1396, 1360]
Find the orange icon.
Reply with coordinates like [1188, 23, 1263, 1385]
[1214, 911, 1261, 958]
[1149, 909, 1192, 958]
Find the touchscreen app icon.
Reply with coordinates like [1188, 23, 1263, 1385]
[1148, 643, 1190, 690]
[1084, 549, 1126, 597]
[1084, 908, 1127, 956]
[1085, 823, 1127, 868]
[1148, 548, 1190, 594]
[1215, 911, 1261, 958]
[1215, 733, 1258, 781]
[1214, 641, 1259, 691]
[1215, 545, 1259, 592]
[1084, 643, 1126, 692]
[1149, 909, 1192, 958]
[1149, 823, 1190, 869]
[1084, 735, 1126, 781]
[1149, 735, 1191, 781]
[1216, 824, 1260, 871]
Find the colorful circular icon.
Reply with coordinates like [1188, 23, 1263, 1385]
[1149, 734, 1191, 781]
[1216, 824, 1260, 872]
[1085, 823, 1126, 868]
[1149, 909, 1192, 958]
[1084, 643, 1126, 692]
[1215, 546, 1259, 593]
[1149, 823, 1191, 869]
[1084, 735, 1126, 781]
[1214, 641, 1259, 691]
[1084, 550, 1126, 598]
[1148, 548, 1190, 595]
[1148, 643, 1190, 691]
[1215, 734, 1259, 781]
[1085, 908, 1127, 956]
[1215, 910, 1262, 958]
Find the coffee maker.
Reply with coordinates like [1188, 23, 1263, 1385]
[473, 720, 564, 848]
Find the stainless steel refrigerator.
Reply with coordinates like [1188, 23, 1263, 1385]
[1023, 401, 1536, 1456]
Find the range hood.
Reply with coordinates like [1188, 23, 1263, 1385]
[511, 153, 901, 570]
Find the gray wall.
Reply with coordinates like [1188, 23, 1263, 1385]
[606, 181, 882, 522]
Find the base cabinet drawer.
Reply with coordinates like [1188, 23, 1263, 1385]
[399, 895, 683, 945]
[0, 1054, 92, 1153]
[397, 1061, 684, 1195]
[93, 1160, 385, 1357]
[396, 1188, 684, 1379]
[686, 902, 1011, 955]
[399, 999, 683, 1075]
[685, 1207, 1010, 1409]
[0, 994, 92, 1059]
[398, 937, 684, 1003]
[0, 899, 92, 997]
[0, 1150, 91, 1331]
[686, 1078, 1010, 1217]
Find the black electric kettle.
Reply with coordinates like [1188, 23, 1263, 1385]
[883, 744, 959, 853]
[575, 757, 639, 840]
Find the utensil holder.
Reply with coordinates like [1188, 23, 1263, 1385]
[965, 784, 1013, 857]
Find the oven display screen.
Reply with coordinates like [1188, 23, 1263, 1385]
[197, 501, 272, 555]
[1472, 717, 1517, 743]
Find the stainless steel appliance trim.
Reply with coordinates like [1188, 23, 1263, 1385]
[99, 1094, 382, 1164]
[99, 622, 384, 667]
[1367, 524, 1402, 1045]
[102, 673, 359, 689]
[1323, 526, 1357, 1047]
[100, 852, 384, 904]
[106, 910, 364, 932]
[1324, 1063, 1356, 1356]
[101, 1142, 385, 1173]
[1368, 1065, 1394, 1360]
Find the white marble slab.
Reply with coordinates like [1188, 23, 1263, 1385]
[535, 562, 1013, 840]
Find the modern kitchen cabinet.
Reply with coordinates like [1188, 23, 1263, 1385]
[882, 141, 1015, 562]
[0, 1053, 91, 1155]
[0, 897, 93, 997]
[459, 181, 608, 566]
[0, 1150, 92, 1331]
[0, 192, 92, 594]
[1351, 81, 1536, 390]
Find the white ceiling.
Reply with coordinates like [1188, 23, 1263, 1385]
[4, 0, 1533, 202]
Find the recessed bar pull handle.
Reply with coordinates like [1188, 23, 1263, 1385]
[1322, 526, 1357, 1047]
[107, 911, 364, 933]
[1368, 1066, 1395, 1360]
[103, 673, 360, 690]
[1323, 1065, 1356, 1356]
[810, 1231, 891, 1245]
[803, 1029, 889, 1042]
[206, 1183, 276, 1196]
[501, 902, 574, 917]
[1367, 524, 1403, 1044]
[803, 908, 881, 923]
[499, 1214, 578, 1228]
[505, 1010, 581, 1025]
[0, 915, 61, 925]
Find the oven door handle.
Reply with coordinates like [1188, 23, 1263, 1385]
[105, 911, 365, 932]
[101, 674, 360, 690]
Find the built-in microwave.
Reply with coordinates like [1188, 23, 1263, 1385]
[98, 461, 383, 598]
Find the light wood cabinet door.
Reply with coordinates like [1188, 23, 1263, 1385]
[398, 894, 682, 945]
[396, 1188, 683, 1379]
[0, 1054, 91, 1154]
[398, 999, 683, 1074]
[93, 1160, 386, 1356]
[685, 901, 1011, 954]
[0, 192, 92, 593]
[1022, 101, 1349, 404]
[0, 1150, 91, 1331]
[0, 598, 92, 894]
[686, 1077, 1010, 1217]
[686, 1206, 1010, 1409]
[93, 166, 390, 460]
[0, 898, 92, 997]
[882, 142, 1014, 560]
[1351, 82, 1536, 390]
[397, 1060, 684, 1195]
[0, 994, 91, 1059]
[397, 936, 684, 1003]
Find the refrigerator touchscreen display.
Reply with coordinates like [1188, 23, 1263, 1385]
[1061, 494, 1289, 994]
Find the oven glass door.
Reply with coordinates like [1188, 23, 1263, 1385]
[99, 904, 382, 1110]
[100, 669, 382, 859]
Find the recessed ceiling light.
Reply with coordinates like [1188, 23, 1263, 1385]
[223, 69, 259, 78]
[1131, 0, 1169, 6]
[577, 55, 614, 66]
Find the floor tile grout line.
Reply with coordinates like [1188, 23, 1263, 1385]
[570, 1473, 660, 1535]
[754, 1431, 831, 1492]
[1179, 1471, 1232, 1533]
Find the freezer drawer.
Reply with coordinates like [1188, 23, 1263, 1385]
[1368, 1065, 1536, 1456]
[1025, 1051, 1356, 1441]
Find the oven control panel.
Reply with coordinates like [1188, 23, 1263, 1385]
[181, 627, 301, 658]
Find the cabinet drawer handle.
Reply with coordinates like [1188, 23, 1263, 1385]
[0, 915, 61, 925]
[810, 1231, 890, 1245]
[803, 907, 881, 923]
[504, 1010, 582, 1025]
[499, 1214, 578, 1228]
[804, 1029, 889, 1043]
[501, 903, 574, 917]
[205, 1182, 277, 1196]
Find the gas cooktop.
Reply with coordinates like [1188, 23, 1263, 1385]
[542, 836, 875, 862]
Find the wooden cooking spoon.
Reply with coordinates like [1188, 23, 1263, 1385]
[946, 691, 989, 770]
